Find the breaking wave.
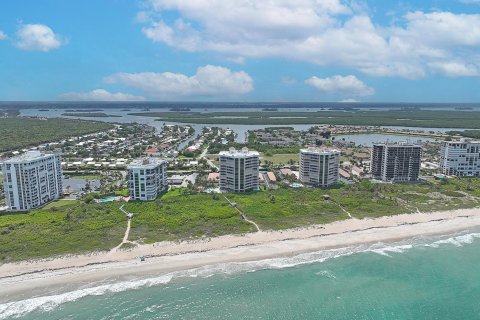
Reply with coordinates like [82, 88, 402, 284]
[2, 230, 480, 319]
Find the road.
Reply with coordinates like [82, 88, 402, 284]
[199, 144, 219, 170]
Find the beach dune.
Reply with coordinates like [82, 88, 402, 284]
[1, 208, 480, 301]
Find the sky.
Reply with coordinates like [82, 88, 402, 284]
[1, 0, 480, 103]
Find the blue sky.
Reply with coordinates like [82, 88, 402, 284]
[1, 0, 480, 102]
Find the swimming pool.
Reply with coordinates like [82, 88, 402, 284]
[97, 197, 119, 203]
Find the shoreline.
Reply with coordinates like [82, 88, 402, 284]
[1, 208, 480, 302]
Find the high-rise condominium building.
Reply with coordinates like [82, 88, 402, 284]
[371, 142, 422, 182]
[1, 151, 63, 211]
[219, 148, 259, 192]
[440, 139, 480, 177]
[127, 158, 168, 200]
[299, 147, 340, 187]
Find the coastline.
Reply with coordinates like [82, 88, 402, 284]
[1, 207, 480, 302]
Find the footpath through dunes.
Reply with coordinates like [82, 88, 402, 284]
[223, 195, 261, 232]
[109, 205, 137, 254]
[2, 179, 480, 264]
[2, 208, 480, 301]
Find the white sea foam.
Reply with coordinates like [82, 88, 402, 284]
[315, 270, 337, 279]
[368, 244, 414, 257]
[0, 274, 173, 319]
[425, 232, 480, 248]
[2, 230, 480, 319]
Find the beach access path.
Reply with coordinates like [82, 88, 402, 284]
[1, 208, 480, 301]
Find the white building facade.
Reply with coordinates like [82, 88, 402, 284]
[299, 148, 340, 187]
[440, 140, 480, 177]
[1, 151, 63, 211]
[128, 158, 168, 200]
[219, 148, 259, 192]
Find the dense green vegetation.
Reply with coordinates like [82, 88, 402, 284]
[246, 131, 301, 154]
[0, 201, 126, 262]
[62, 112, 122, 118]
[125, 189, 254, 243]
[2, 178, 480, 262]
[447, 130, 480, 139]
[129, 110, 480, 129]
[229, 179, 480, 230]
[0, 117, 114, 152]
[208, 131, 300, 155]
[227, 189, 348, 229]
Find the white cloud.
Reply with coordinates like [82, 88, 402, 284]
[61, 89, 145, 101]
[139, 1, 480, 79]
[0, 30, 6, 40]
[226, 56, 246, 65]
[104, 65, 253, 98]
[14, 24, 64, 51]
[394, 11, 480, 48]
[134, 11, 152, 23]
[428, 61, 480, 77]
[339, 98, 359, 103]
[281, 76, 297, 85]
[305, 75, 374, 96]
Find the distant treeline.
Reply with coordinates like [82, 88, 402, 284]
[125, 110, 480, 129]
[447, 130, 480, 139]
[65, 109, 104, 112]
[62, 112, 121, 118]
[2, 101, 479, 110]
[0, 117, 113, 152]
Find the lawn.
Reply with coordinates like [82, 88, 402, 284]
[261, 153, 298, 165]
[66, 174, 103, 180]
[42, 199, 80, 210]
[205, 154, 220, 166]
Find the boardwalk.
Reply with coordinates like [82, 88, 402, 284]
[223, 195, 261, 232]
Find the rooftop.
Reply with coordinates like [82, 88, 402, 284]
[3, 150, 57, 163]
[373, 141, 422, 147]
[128, 157, 167, 169]
[300, 147, 340, 155]
[207, 172, 220, 181]
[445, 138, 480, 144]
[266, 172, 277, 182]
[219, 147, 259, 157]
[280, 168, 294, 176]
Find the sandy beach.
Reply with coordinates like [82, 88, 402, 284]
[1, 208, 480, 302]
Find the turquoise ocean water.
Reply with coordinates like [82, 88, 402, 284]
[2, 230, 480, 319]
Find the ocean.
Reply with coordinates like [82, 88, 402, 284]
[2, 231, 480, 319]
